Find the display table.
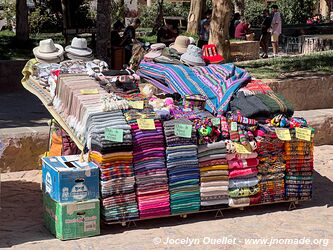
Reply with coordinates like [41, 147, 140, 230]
[22, 75, 85, 150]
[22, 63, 314, 229]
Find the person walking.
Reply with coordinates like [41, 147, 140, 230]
[260, 9, 272, 58]
[270, 4, 282, 57]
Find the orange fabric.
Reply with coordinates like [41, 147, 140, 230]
[49, 131, 62, 156]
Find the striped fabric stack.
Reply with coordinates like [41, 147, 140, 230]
[88, 111, 138, 223]
[164, 119, 200, 214]
[284, 129, 314, 201]
[131, 119, 170, 219]
[255, 124, 286, 203]
[198, 141, 229, 209]
[227, 151, 261, 207]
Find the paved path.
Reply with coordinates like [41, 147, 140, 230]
[0, 90, 50, 129]
[1, 146, 333, 249]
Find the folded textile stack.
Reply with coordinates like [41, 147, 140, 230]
[255, 124, 286, 203]
[164, 119, 200, 214]
[89, 111, 139, 223]
[86, 111, 132, 153]
[198, 141, 229, 208]
[226, 118, 260, 207]
[230, 80, 294, 119]
[284, 130, 314, 201]
[227, 152, 261, 207]
[101, 193, 138, 223]
[131, 119, 170, 219]
[53, 75, 132, 144]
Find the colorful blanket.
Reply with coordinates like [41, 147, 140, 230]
[138, 62, 250, 114]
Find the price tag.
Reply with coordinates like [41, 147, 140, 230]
[104, 128, 123, 142]
[234, 142, 252, 154]
[275, 128, 291, 141]
[174, 124, 192, 138]
[80, 89, 99, 95]
[211, 118, 220, 126]
[137, 119, 156, 130]
[295, 127, 312, 141]
[230, 122, 238, 132]
[128, 101, 144, 109]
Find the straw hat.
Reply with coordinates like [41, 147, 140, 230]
[33, 39, 64, 62]
[180, 45, 206, 66]
[65, 37, 92, 57]
[169, 35, 190, 54]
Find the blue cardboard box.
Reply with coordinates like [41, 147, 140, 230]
[42, 155, 99, 203]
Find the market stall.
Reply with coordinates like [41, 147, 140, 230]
[22, 36, 315, 240]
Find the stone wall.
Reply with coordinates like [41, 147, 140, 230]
[266, 75, 333, 111]
[230, 41, 260, 61]
[0, 128, 49, 173]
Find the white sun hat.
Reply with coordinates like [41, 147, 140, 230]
[65, 37, 92, 57]
[33, 39, 64, 62]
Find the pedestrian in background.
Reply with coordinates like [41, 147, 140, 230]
[260, 9, 272, 58]
[270, 4, 282, 56]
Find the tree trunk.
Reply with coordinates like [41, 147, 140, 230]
[15, 0, 29, 43]
[61, 0, 69, 29]
[234, 0, 244, 16]
[96, 0, 112, 63]
[187, 0, 203, 35]
[201, 0, 206, 18]
[151, 0, 164, 35]
[209, 0, 232, 62]
[324, 0, 331, 21]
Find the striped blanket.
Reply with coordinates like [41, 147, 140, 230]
[138, 62, 251, 114]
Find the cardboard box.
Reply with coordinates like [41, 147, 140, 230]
[42, 155, 99, 203]
[43, 193, 100, 240]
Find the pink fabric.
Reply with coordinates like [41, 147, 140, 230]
[228, 158, 259, 169]
[229, 167, 258, 178]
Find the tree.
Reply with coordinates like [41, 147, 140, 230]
[320, 0, 332, 21]
[209, 0, 233, 61]
[16, 0, 29, 43]
[96, 0, 111, 62]
[151, 0, 164, 35]
[187, 0, 203, 35]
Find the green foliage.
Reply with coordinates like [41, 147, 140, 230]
[111, 0, 125, 24]
[276, 0, 317, 25]
[139, 2, 190, 28]
[0, 0, 16, 30]
[28, 7, 50, 34]
[236, 50, 333, 79]
[243, 0, 317, 26]
[244, 0, 266, 27]
[76, 0, 96, 27]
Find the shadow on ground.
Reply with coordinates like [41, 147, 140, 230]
[0, 180, 52, 248]
[0, 90, 50, 129]
[1, 170, 332, 247]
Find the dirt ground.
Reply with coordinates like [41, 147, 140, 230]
[1, 146, 333, 250]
